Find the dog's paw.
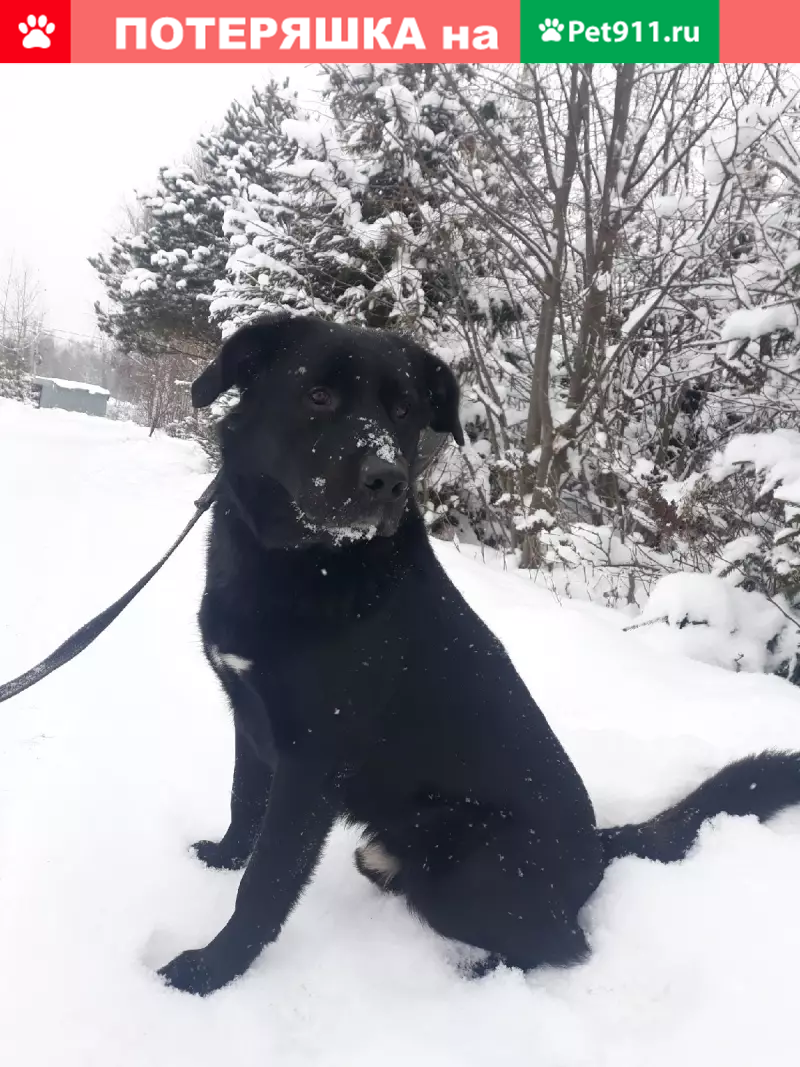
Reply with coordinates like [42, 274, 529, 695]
[158, 949, 225, 996]
[191, 839, 249, 871]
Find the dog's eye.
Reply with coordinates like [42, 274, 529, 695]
[308, 387, 334, 410]
[393, 401, 410, 420]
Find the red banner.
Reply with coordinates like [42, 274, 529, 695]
[2, 0, 519, 62]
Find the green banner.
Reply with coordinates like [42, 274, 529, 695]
[521, 0, 720, 61]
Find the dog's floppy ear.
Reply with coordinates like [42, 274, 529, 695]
[421, 351, 465, 446]
[191, 313, 292, 409]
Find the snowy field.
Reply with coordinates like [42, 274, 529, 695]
[4, 397, 800, 1067]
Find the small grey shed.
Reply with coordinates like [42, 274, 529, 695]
[33, 377, 110, 418]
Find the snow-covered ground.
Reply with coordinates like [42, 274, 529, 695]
[3, 397, 800, 1067]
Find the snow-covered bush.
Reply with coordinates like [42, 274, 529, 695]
[636, 572, 800, 682]
[705, 432, 800, 603]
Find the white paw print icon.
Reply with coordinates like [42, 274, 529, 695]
[18, 14, 55, 49]
[539, 17, 565, 42]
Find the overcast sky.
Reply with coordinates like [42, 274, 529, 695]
[0, 64, 322, 340]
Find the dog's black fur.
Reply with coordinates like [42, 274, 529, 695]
[159, 314, 800, 996]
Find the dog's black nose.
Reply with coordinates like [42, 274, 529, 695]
[359, 456, 408, 503]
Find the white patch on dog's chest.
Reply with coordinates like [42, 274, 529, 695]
[209, 646, 253, 675]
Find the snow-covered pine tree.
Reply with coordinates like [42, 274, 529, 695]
[203, 80, 304, 329]
[91, 79, 299, 360]
[90, 161, 226, 359]
[217, 65, 495, 336]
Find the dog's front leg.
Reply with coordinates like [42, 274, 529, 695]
[159, 755, 336, 996]
[193, 721, 273, 870]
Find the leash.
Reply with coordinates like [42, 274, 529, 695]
[0, 472, 220, 705]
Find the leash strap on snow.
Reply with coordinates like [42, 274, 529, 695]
[0, 472, 221, 706]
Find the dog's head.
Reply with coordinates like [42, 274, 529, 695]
[193, 314, 463, 543]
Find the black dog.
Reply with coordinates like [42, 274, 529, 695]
[159, 313, 800, 995]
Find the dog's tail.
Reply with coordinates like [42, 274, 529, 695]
[599, 751, 800, 864]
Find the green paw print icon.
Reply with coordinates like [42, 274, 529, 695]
[540, 18, 565, 41]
